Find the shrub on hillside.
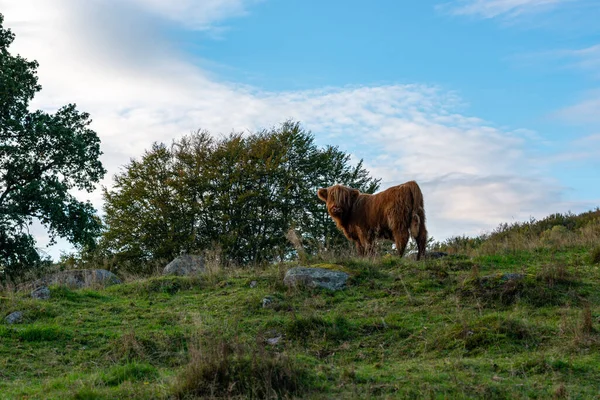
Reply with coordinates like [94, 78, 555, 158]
[100, 121, 380, 272]
[172, 338, 314, 399]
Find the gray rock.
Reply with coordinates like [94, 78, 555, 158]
[262, 296, 273, 308]
[250, 280, 258, 288]
[163, 254, 205, 276]
[5, 311, 23, 324]
[283, 267, 349, 291]
[266, 335, 282, 345]
[31, 286, 50, 300]
[32, 269, 121, 289]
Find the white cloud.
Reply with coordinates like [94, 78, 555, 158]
[439, 0, 572, 19]
[1, 0, 592, 258]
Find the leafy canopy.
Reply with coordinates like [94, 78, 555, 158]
[101, 121, 380, 271]
[0, 14, 106, 281]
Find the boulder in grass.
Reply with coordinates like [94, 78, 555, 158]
[5, 311, 23, 324]
[33, 269, 121, 289]
[283, 267, 349, 291]
[163, 254, 205, 276]
[31, 286, 51, 300]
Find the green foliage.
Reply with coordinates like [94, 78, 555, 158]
[101, 121, 380, 271]
[0, 14, 105, 282]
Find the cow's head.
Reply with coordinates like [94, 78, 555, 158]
[317, 185, 360, 220]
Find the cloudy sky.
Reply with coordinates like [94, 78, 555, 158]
[1, 0, 599, 259]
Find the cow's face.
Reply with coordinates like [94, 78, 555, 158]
[317, 185, 359, 220]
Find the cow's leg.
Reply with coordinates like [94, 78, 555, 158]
[416, 224, 427, 261]
[356, 231, 373, 257]
[364, 240, 375, 257]
[394, 230, 410, 258]
[355, 240, 365, 256]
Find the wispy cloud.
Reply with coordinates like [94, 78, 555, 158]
[513, 44, 600, 78]
[557, 91, 600, 125]
[1, 0, 592, 257]
[438, 0, 571, 19]
[123, 0, 262, 30]
[511, 43, 600, 129]
[558, 45, 600, 77]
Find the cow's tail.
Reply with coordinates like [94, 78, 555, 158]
[407, 181, 426, 240]
[410, 213, 421, 239]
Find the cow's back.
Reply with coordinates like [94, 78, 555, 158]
[361, 182, 421, 229]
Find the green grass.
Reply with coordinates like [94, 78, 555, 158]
[2, 245, 600, 399]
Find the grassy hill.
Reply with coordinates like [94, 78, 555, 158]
[1, 210, 600, 399]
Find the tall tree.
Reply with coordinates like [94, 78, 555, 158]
[101, 121, 379, 270]
[0, 14, 105, 282]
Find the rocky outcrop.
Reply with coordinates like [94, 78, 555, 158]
[32, 269, 121, 289]
[283, 267, 349, 291]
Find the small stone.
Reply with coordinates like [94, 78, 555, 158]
[266, 335, 282, 345]
[31, 286, 50, 300]
[5, 311, 23, 324]
[250, 281, 257, 288]
[262, 296, 273, 308]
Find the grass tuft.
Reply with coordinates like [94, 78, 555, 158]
[172, 337, 314, 399]
[285, 314, 354, 343]
[99, 362, 159, 386]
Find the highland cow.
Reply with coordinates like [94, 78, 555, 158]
[317, 181, 427, 260]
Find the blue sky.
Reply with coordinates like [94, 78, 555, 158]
[1, 0, 599, 258]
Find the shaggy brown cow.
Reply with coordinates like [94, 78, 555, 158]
[317, 181, 427, 260]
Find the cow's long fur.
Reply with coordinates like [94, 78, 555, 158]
[317, 181, 427, 260]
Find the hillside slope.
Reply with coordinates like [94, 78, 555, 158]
[2, 214, 600, 398]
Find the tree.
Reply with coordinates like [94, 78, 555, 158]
[101, 121, 379, 270]
[0, 14, 106, 282]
